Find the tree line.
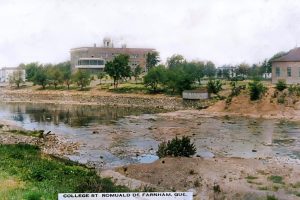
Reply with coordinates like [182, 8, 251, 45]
[8, 50, 285, 93]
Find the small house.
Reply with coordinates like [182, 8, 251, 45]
[272, 47, 300, 84]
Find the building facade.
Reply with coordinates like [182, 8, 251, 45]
[70, 38, 155, 72]
[0, 67, 25, 83]
[272, 47, 300, 84]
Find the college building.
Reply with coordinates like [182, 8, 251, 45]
[70, 38, 155, 72]
[272, 47, 300, 84]
[0, 67, 25, 83]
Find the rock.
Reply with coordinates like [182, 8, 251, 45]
[252, 149, 257, 152]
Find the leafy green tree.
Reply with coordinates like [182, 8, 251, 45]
[9, 69, 24, 88]
[146, 51, 160, 71]
[48, 67, 63, 89]
[165, 68, 194, 94]
[236, 63, 250, 78]
[144, 65, 167, 92]
[72, 70, 91, 90]
[248, 80, 267, 100]
[167, 54, 186, 69]
[25, 62, 40, 82]
[97, 71, 106, 85]
[32, 67, 48, 89]
[192, 61, 205, 84]
[204, 61, 216, 77]
[51, 61, 72, 89]
[207, 79, 223, 95]
[104, 54, 131, 88]
[132, 65, 142, 84]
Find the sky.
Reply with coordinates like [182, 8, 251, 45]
[1, 0, 300, 67]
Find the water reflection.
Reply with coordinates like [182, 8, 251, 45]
[0, 103, 165, 127]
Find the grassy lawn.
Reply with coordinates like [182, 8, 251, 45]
[108, 83, 148, 94]
[0, 144, 129, 200]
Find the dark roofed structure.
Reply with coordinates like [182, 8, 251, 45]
[272, 47, 300, 62]
[272, 47, 300, 84]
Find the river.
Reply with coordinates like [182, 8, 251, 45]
[0, 102, 299, 168]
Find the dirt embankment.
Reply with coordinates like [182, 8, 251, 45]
[203, 87, 300, 120]
[115, 157, 300, 200]
[0, 87, 208, 110]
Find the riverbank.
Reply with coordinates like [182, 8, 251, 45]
[0, 122, 131, 199]
[115, 157, 300, 200]
[0, 86, 210, 110]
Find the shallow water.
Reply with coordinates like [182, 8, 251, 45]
[0, 102, 299, 168]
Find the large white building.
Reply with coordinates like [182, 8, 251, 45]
[0, 67, 26, 83]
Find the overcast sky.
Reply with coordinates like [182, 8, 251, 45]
[1, 0, 300, 67]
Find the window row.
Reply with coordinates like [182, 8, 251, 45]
[78, 60, 104, 65]
[275, 67, 300, 77]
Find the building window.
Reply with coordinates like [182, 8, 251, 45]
[287, 67, 291, 77]
[276, 67, 280, 77]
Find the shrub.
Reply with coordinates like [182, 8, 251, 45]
[268, 175, 284, 184]
[248, 80, 267, 101]
[156, 136, 196, 158]
[276, 80, 287, 91]
[207, 79, 223, 95]
[288, 84, 300, 96]
[266, 194, 278, 200]
[24, 191, 42, 200]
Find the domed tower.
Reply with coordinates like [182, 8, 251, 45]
[103, 37, 113, 48]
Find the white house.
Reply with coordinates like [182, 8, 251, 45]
[0, 67, 26, 83]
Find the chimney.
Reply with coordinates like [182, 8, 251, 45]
[93, 43, 96, 47]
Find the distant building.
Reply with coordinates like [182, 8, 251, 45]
[0, 67, 25, 83]
[217, 66, 237, 78]
[70, 38, 155, 72]
[272, 47, 300, 84]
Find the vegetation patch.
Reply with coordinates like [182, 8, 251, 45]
[0, 144, 129, 199]
[8, 129, 44, 138]
[156, 136, 196, 158]
[268, 175, 284, 184]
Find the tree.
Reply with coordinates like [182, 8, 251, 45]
[97, 71, 106, 85]
[9, 69, 24, 88]
[48, 67, 63, 89]
[165, 67, 195, 94]
[207, 79, 223, 95]
[104, 54, 131, 88]
[167, 54, 185, 69]
[60, 62, 72, 90]
[204, 61, 216, 77]
[32, 67, 48, 89]
[132, 65, 142, 84]
[193, 61, 205, 84]
[146, 51, 160, 71]
[248, 80, 267, 101]
[25, 62, 40, 82]
[144, 65, 167, 92]
[236, 63, 250, 78]
[72, 70, 91, 90]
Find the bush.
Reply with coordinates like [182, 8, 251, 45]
[156, 136, 196, 158]
[276, 80, 287, 91]
[288, 84, 300, 96]
[207, 79, 223, 95]
[248, 80, 267, 101]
